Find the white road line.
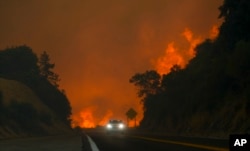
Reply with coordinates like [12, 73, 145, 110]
[86, 135, 99, 151]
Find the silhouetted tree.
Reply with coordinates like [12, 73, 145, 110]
[38, 51, 60, 87]
[0, 46, 72, 127]
[218, 0, 250, 49]
[130, 0, 250, 135]
[129, 70, 161, 98]
[0, 45, 39, 81]
[129, 70, 163, 129]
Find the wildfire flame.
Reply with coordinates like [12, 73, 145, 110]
[71, 25, 219, 128]
[209, 25, 219, 40]
[71, 106, 114, 128]
[155, 25, 218, 75]
[156, 42, 186, 74]
[71, 105, 141, 128]
[71, 107, 96, 128]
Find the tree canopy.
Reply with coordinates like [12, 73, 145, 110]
[130, 0, 250, 135]
[0, 46, 72, 126]
[39, 51, 60, 87]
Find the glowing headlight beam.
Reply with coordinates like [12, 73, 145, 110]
[119, 123, 124, 129]
[107, 124, 112, 129]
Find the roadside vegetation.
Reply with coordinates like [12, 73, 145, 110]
[0, 47, 72, 137]
[130, 0, 250, 137]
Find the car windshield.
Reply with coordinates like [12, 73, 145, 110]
[109, 120, 122, 124]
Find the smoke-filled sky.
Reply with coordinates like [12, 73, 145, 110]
[0, 0, 222, 127]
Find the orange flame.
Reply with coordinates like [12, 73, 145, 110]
[209, 25, 219, 40]
[71, 107, 96, 128]
[71, 106, 141, 128]
[155, 28, 202, 74]
[71, 25, 219, 128]
[182, 28, 202, 57]
[71, 106, 115, 128]
[156, 42, 185, 74]
[155, 25, 218, 75]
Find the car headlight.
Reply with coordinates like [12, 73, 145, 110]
[106, 124, 112, 129]
[119, 123, 124, 129]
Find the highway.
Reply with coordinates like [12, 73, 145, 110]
[0, 129, 229, 151]
[84, 129, 229, 151]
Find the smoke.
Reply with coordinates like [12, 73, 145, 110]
[0, 0, 222, 128]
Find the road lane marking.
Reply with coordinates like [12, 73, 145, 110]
[86, 135, 99, 151]
[130, 136, 228, 151]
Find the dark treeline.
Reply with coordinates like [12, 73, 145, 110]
[130, 0, 250, 136]
[0, 46, 72, 128]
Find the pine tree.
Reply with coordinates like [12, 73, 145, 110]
[38, 51, 60, 87]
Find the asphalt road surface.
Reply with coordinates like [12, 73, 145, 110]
[0, 130, 229, 151]
[0, 134, 82, 151]
[85, 130, 229, 151]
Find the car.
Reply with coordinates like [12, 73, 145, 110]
[106, 119, 125, 134]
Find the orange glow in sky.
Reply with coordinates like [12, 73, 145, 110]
[0, 0, 222, 128]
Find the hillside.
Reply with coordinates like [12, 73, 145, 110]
[0, 78, 72, 139]
[129, 0, 250, 138]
